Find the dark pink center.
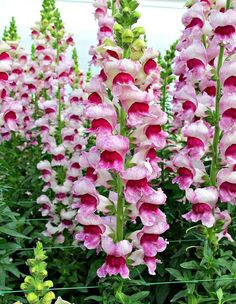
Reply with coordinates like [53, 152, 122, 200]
[100, 26, 112, 33]
[146, 148, 157, 160]
[186, 17, 204, 29]
[187, 58, 205, 70]
[80, 194, 97, 206]
[0, 72, 8, 81]
[4, 111, 16, 122]
[101, 151, 122, 164]
[91, 118, 112, 131]
[106, 50, 119, 59]
[53, 154, 64, 161]
[204, 86, 216, 97]
[220, 181, 236, 195]
[84, 225, 102, 234]
[140, 233, 159, 244]
[113, 72, 134, 85]
[187, 137, 204, 149]
[183, 100, 196, 112]
[139, 203, 158, 214]
[215, 25, 235, 37]
[128, 102, 149, 114]
[177, 167, 193, 179]
[106, 255, 126, 268]
[127, 178, 148, 188]
[0, 52, 11, 61]
[144, 59, 157, 74]
[88, 92, 102, 104]
[224, 76, 236, 88]
[223, 108, 236, 120]
[145, 125, 161, 138]
[225, 144, 236, 160]
[192, 203, 211, 214]
[86, 167, 97, 181]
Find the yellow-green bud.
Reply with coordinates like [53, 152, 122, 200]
[123, 6, 130, 14]
[44, 280, 54, 289]
[35, 282, 44, 291]
[20, 283, 28, 290]
[131, 39, 146, 52]
[122, 29, 134, 44]
[24, 276, 34, 285]
[41, 291, 56, 303]
[26, 292, 38, 304]
[113, 23, 123, 33]
[132, 11, 141, 19]
[130, 50, 144, 61]
[133, 26, 145, 37]
[103, 38, 116, 46]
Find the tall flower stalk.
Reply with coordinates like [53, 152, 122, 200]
[73, 0, 169, 278]
[171, 0, 235, 245]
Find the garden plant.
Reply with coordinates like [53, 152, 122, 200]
[0, 0, 236, 303]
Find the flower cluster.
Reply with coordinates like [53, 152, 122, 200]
[171, 0, 234, 240]
[33, 0, 86, 242]
[72, 0, 169, 278]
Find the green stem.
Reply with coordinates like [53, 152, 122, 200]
[116, 174, 124, 241]
[56, 84, 63, 145]
[226, 0, 231, 9]
[210, 45, 224, 186]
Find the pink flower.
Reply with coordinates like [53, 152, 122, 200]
[220, 93, 236, 130]
[182, 3, 205, 31]
[96, 134, 129, 172]
[136, 188, 167, 226]
[182, 120, 212, 159]
[97, 236, 132, 279]
[217, 167, 236, 204]
[209, 9, 236, 43]
[220, 127, 236, 164]
[122, 165, 153, 204]
[182, 187, 218, 227]
[85, 104, 117, 134]
[220, 60, 236, 93]
[72, 177, 99, 214]
[75, 213, 105, 250]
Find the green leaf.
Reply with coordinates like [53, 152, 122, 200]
[180, 261, 200, 270]
[223, 294, 236, 303]
[0, 226, 30, 239]
[129, 291, 149, 301]
[216, 288, 223, 303]
[166, 268, 183, 280]
[171, 290, 188, 302]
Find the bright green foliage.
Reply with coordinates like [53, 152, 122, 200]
[2, 17, 20, 42]
[86, 66, 92, 83]
[2, 27, 10, 42]
[158, 40, 178, 113]
[72, 48, 80, 89]
[112, 0, 146, 59]
[20, 242, 56, 304]
[8, 17, 19, 41]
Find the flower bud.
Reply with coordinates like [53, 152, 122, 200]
[113, 23, 123, 33]
[41, 291, 56, 303]
[123, 7, 131, 14]
[133, 26, 145, 37]
[26, 292, 38, 304]
[132, 11, 141, 19]
[35, 282, 44, 291]
[122, 29, 134, 44]
[44, 280, 54, 289]
[131, 38, 146, 52]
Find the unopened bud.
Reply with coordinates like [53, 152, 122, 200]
[26, 293, 38, 304]
[122, 29, 134, 44]
[113, 23, 123, 33]
[131, 38, 146, 52]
